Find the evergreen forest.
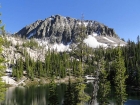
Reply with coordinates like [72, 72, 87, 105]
[9, 35, 140, 105]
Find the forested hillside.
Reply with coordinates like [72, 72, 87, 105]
[3, 35, 139, 104]
[7, 35, 140, 89]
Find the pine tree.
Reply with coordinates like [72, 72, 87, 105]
[25, 54, 29, 76]
[74, 80, 90, 105]
[67, 15, 91, 104]
[72, 14, 87, 71]
[136, 62, 140, 86]
[30, 59, 35, 80]
[45, 51, 50, 77]
[38, 60, 44, 77]
[63, 78, 75, 105]
[113, 47, 127, 105]
[75, 62, 84, 78]
[74, 62, 90, 105]
[48, 77, 59, 105]
[0, 12, 6, 102]
[0, 37, 6, 102]
[97, 58, 110, 105]
[19, 57, 23, 78]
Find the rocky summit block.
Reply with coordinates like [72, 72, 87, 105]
[17, 15, 119, 45]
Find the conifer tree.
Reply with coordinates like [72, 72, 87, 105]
[26, 58, 35, 80]
[38, 60, 44, 77]
[48, 77, 59, 105]
[0, 12, 6, 102]
[45, 51, 51, 77]
[25, 54, 29, 76]
[19, 57, 23, 78]
[74, 62, 90, 105]
[74, 80, 90, 105]
[75, 62, 84, 78]
[63, 78, 75, 105]
[136, 62, 140, 86]
[66, 15, 91, 105]
[113, 47, 127, 105]
[0, 37, 6, 102]
[72, 14, 87, 72]
[97, 58, 110, 105]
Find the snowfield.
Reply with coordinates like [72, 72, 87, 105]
[36, 35, 126, 52]
[50, 43, 71, 52]
[92, 32, 98, 36]
[84, 35, 108, 48]
[36, 39, 72, 52]
[37, 35, 109, 52]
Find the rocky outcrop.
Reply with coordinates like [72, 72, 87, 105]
[17, 15, 119, 44]
[2, 36, 46, 68]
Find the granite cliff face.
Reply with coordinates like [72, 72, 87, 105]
[17, 15, 119, 45]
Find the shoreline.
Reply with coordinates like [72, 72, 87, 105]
[1, 75, 77, 87]
[1, 76, 17, 86]
[2, 75, 140, 92]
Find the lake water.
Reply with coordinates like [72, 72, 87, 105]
[0, 83, 140, 105]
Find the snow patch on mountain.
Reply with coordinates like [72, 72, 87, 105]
[51, 43, 71, 52]
[36, 39, 71, 52]
[92, 32, 98, 36]
[35, 35, 126, 52]
[83, 22, 88, 27]
[84, 35, 107, 48]
[103, 37, 115, 43]
[49, 17, 54, 20]
[27, 31, 36, 39]
[36, 35, 125, 52]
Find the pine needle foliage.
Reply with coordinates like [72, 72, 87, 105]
[0, 11, 6, 102]
[113, 47, 128, 105]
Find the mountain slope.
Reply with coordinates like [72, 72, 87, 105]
[17, 15, 123, 43]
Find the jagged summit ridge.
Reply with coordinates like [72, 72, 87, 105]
[17, 15, 119, 44]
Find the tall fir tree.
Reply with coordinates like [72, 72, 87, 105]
[19, 57, 23, 78]
[0, 11, 6, 102]
[63, 78, 75, 105]
[74, 62, 90, 105]
[48, 77, 59, 105]
[70, 15, 90, 105]
[74, 80, 90, 105]
[0, 37, 6, 102]
[97, 58, 110, 105]
[113, 47, 127, 105]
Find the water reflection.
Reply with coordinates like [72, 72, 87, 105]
[0, 84, 66, 105]
[0, 83, 140, 105]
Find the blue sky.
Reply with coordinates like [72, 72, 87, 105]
[0, 0, 140, 42]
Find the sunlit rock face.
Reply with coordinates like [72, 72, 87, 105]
[17, 14, 124, 47]
[2, 15, 127, 69]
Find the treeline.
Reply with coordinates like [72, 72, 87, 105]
[102, 36, 140, 88]
[123, 37, 140, 87]
[11, 36, 140, 88]
[12, 48, 95, 80]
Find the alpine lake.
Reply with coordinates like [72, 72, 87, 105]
[0, 80, 140, 105]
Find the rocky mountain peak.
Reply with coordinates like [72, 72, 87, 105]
[17, 15, 119, 45]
